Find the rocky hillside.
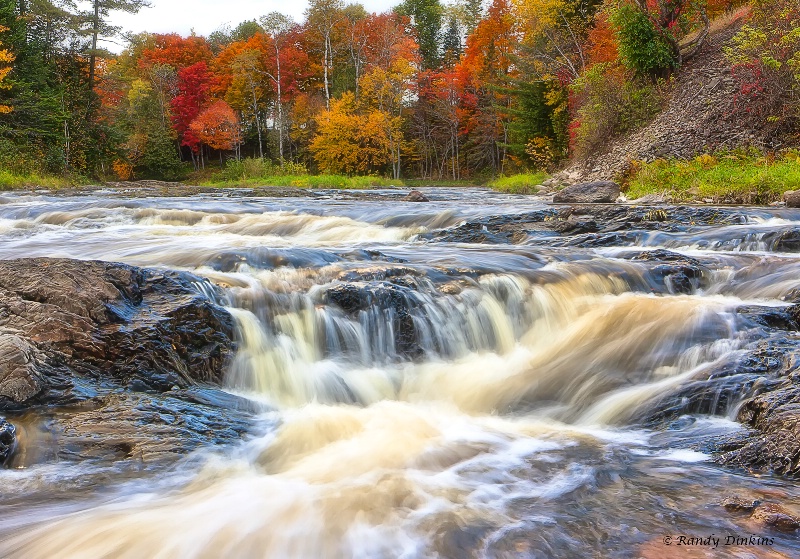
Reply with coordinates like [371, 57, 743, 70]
[554, 14, 765, 185]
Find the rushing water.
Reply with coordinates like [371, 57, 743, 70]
[1, 188, 800, 558]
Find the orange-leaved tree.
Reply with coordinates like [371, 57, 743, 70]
[189, 100, 243, 163]
[0, 26, 14, 114]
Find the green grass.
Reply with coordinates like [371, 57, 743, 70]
[486, 172, 549, 194]
[626, 153, 800, 204]
[203, 174, 404, 189]
[0, 170, 79, 190]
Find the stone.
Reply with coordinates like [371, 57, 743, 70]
[784, 190, 800, 208]
[404, 190, 430, 202]
[553, 181, 621, 204]
[750, 503, 800, 531]
[0, 258, 236, 410]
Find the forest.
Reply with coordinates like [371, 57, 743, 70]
[0, 0, 796, 184]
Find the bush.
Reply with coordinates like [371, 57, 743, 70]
[570, 64, 664, 158]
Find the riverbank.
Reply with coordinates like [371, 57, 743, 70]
[624, 152, 800, 204]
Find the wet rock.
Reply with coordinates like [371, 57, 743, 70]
[0, 417, 15, 464]
[404, 190, 430, 202]
[721, 496, 760, 512]
[750, 503, 800, 531]
[7, 390, 258, 468]
[716, 383, 800, 476]
[784, 190, 800, 208]
[0, 258, 235, 409]
[323, 281, 420, 357]
[630, 249, 707, 294]
[773, 229, 800, 252]
[553, 181, 620, 204]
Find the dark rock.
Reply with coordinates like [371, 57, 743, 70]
[553, 181, 620, 204]
[0, 258, 235, 410]
[773, 229, 800, 252]
[750, 503, 800, 531]
[323, 281, 420, 358]
[630, 249, 708, 295]
[0, 417, 15, 464]
[404, 190, 430, 202]
[784, 190, 800, 208]
[716, 383, 800, 476]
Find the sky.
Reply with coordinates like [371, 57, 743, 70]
[108, 0, 399, 44]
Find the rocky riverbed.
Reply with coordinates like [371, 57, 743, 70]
[1, 188, 800, 557]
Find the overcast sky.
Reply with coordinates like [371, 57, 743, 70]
[108, 0, 399, 48]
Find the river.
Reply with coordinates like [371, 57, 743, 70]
[0, 187, 798, 558]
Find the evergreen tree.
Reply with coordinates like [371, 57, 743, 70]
[396, 0, 443, 70]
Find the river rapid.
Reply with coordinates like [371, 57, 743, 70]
[1, 187, 799, 558]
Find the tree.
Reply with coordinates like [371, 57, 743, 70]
[171, 61, 211, 166]
[260, 12, 295, 159]
[190, 100, 243, 162]
[305, 0, 345, 108]
[84, 0, 151, 90]
[0, 26, 13, 114]
[310, 91, 392, 174]
[396, 0, 443, 70]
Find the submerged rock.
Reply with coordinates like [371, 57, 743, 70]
[553, 181, 620, 204]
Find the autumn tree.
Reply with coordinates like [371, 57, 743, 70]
[0, 26, 13, 113]
[171, 61, 211, 167]
[190, 100, 243, 163]
[310, 92, 392, 174]
[305, 0, 346, 108]
[260, 12, 295, 159]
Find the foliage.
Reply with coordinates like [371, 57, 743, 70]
[725, 0, 800, 136]
[626, 151, 800, 203]
[189, 101, 242, 152]
[217, 157, 309, 181]
[487, 172, 549, 193]
[0, 26, 13, 114]
[310, 92, 394, 175]
[610, 4, 678, 78]
[395, 0, 443, 70]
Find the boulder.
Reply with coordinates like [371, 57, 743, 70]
[0, 258, 236, 410]
[750, 503, 800, 531]
[784, 190, 800, 208]
[404, 190, 430, 202]
[553, 181, 621, 204]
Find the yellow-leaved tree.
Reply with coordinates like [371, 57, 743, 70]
[0, 26, 14, 114]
